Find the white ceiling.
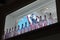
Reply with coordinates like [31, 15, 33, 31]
[7, 0, 56, 18]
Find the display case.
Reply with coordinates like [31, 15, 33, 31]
[3, 0, 59, 40]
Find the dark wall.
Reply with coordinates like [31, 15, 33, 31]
[0, 0, 60, 40]
[0, 0, 6, 4]
[34, 33, 60, 40]
[56, 0, 60, 22]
